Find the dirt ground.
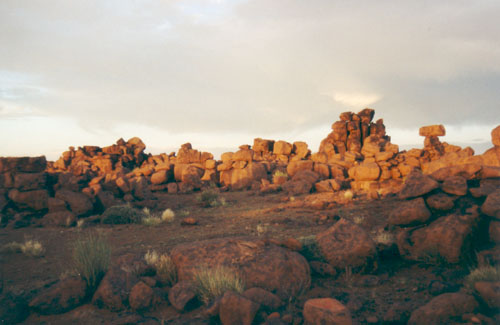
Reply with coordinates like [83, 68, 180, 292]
[0, 191, 475, 324]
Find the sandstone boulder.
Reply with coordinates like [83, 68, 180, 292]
[286, 160, 314, 177]
[92, 264, 139, 311]
[55, 190, 93, 217]
[170, 237, 310, 300]
[315, 179, 342, 193]
[441, 175, 468, 196]
[29, 277, 87, 315]
[168, 281, 198, 312]
[303, 298, 352, 325]
[8, 189, 48, 211]
[242, 287, 283, 311]
[481, 189, 500, 218]
[253, 138, 274, 152]
[388, 197, 431, 226]
[0, 156, 47, 173]
[419, 125, 446, 137]
[14, 173, 47, 191]
[150, 170, 169, 185]
[129, 281, 154, 311]
[399, 169, 439, 199]
[492, 125, 500, 147]
[348, 162, 380, 181]
[474, 281, 500, 310]
[42, 211, 77, 227]
[425, 193, 456, 211]
[219, 291, 259, 325]
[430, 164, 482, 181]
[408, 293, 478, 325]
[398, 209, 479, 264]
[489, 221, 500, 244]
[273, 141, 292, 156]
[316, 219, 377, 270]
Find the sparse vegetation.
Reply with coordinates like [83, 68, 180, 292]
[372, 229, 395, 246]
[197, 188, 226, 207]
[343, 190, 354, 201]
[73, 232, 111, 289]
[1, 239, 45, 257]
[343, 266, 354, 287]
[273, 170, 288, 177]
[298, 235, 325, 262]
[192, 265, 245, 305]
[101, 204, 146, 224]
[141, 208, 176, 226]
[353, 216, 364, 225]
[144, 250, 177, 286]
[256, 223, 268, 236]
[465, 265, 500, 289]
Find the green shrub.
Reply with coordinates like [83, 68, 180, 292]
[465, 265, 500, 289]
[298, 235, 325, 262]
[192, 265, 245, 305]
[101, 204, 146, 224]
[144, 250, 177, 286]
[73, 232, 111, 289]
[196, 188, 224, 208]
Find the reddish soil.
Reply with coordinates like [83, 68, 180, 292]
[1, 191, 476, 324]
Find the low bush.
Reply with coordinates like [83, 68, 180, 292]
[101, 204, 146, 224]
[192, 265, 244, 305]
[73, 232, 111, 289]
[144, 250, 177, 286]
[298, 235, 325, 262]
[465, 265, 500, 289]
[196, 188, 225, 208]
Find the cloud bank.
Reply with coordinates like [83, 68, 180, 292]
[1, 0, 499, 159]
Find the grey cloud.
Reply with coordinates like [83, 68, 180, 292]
[0, 0, 499, 139]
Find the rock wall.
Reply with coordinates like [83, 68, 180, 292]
[1, 110, 499, 227]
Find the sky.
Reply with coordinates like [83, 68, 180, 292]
[1, 0, 499, 160]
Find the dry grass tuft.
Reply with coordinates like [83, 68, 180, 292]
[192, 265, 244, 305]
[144, 250, 177, 286]
[1, 239, 44, 257]
[141, 208, 176, 226]
[465, 265, 500, 289]
[73, 232, 111, 289]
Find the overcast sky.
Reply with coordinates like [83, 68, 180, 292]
[1, 0, 499, 160]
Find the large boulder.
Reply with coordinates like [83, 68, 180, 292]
[286, 160, 314, 177]
[408, 293, 478, 325]
[348, 162, 380, 181]
[0, 156, 47, 173]
[92, 263, 140, 311]
[492, 125, 500, 147]
[397, 208, 479, 264]
[55, 190, 93, 217]
[474, 281, 500, 310]
[29, 277, 87, 315]
[441, 176, 468, 196]
[316, 219, 377, 270]
[419, 125, 446, 137]
[388, 197, 431, 226]
[170, 237, 311, 300]
[219, 291, 259, 325]
[399, 169, 439, 199]
[14, 172, 47, 191]
[8, 189, 48, 211]
[303, 298, 352, 325]
[481, 189, 500, 218]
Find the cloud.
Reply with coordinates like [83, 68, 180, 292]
[0, 0, 499, 157]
